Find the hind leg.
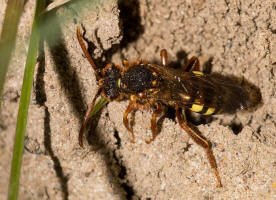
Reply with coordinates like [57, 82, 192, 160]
[175, 104, 222, 187]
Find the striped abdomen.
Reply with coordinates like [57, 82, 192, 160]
[185, 71, 248, 115]
[189, 103, 219, 115]
[153, 66, 249, 115]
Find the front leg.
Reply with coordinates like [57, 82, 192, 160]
[123, 101, 138, 143]
[79, 89, 101, 147]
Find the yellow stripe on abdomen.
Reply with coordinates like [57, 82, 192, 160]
[189, 104, 216, 115]
[202, 107, 215, 115]
[190, 104, 204, 112]
[192, 71, 204, 76]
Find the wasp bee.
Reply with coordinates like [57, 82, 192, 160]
[77, 27, 250, 187]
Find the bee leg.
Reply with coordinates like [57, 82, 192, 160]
[183, 56, 200, 72]
[79, 89, 101, 147]
[146, 103, 163, 144]
[77, 27, 101, 80]
[175, 104, 222, 187]
[123, 59, 130, 69]
[123, 102, 137, 143]
[160, 49, 168, 67]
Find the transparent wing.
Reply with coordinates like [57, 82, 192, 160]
[147, 64, 249, 113]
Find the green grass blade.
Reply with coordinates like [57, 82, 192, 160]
[7, 1, 46, 199]
[90, 98, 107, 118]
[0, 0, 25, 111]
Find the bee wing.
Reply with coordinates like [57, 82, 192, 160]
[201, 73, 250, 112]
[147, 64, 249, 113]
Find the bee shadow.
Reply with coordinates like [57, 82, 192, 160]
[159, 50, 262, 131]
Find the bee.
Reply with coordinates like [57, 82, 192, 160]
[76, 27, 250, 187]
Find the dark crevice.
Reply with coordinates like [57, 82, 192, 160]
[121, 183, 136, 200]
[112, 151, 136, 200]
[229, 121, 243, 135]
[252, 125, 263, 142]
[35, 38, 69, 200]
[183, 143, 192, 152]
[118, 0, 144, 48]
[44, 106, 69, 199]
[86, 118, 135, 198]
[45, 187, 50, 200]
[246, 116, 253, 126]
[114, 129, 121, 148]
[118, 163, 127, 180]
[256, 125, 261, 134]
[265, 113, 272, 120]
[85, 122, 130, 199]
[112, 152, 126, 179]
[35, 40, 47, 105]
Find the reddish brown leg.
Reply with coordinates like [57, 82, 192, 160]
[175, 104, 222, 187]
[77, 26, 100, 80]
[160, 49, 168, 67]
[123, 102, 138, 143]
[183, 56, 200, 72]
[123, 59, 129, 67]
[79, 89, 101, 147]
[146, 103, 163, 144]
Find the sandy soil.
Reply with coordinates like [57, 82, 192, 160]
[0, 0, 276, 199]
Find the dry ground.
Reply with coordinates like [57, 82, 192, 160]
[0, 0, 276, 199]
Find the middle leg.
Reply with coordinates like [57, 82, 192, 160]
[160, 49, 200, 72]
[146, 103, 163, 144]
